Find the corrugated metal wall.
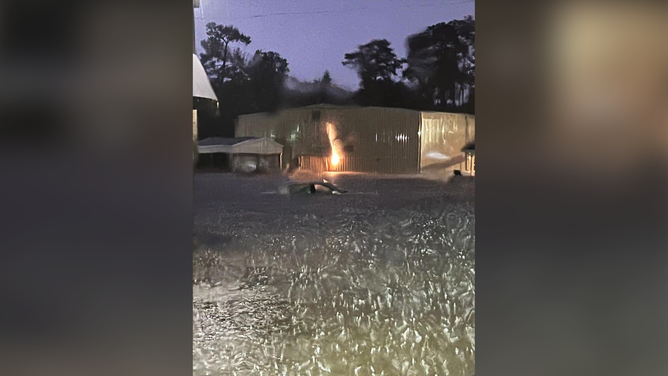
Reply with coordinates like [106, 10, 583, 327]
[419, 112, 475, 173]
[298, 155, 327, 173]
[322, 107, 421, 173]
[236, 109, 320, 169]
[236, 106, 473, 174]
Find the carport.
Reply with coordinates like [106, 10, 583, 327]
[197, 137, 284, 173]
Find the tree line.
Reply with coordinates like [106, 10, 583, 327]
[195, 16, 474, 138]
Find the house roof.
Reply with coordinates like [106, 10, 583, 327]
[193, 54, 217, 101]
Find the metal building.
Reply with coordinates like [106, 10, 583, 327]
[236, 105, 475, 174]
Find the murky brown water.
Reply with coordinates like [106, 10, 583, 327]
[194, 173, 474, 375]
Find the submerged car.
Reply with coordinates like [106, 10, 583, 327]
[288, 181, 348, 195]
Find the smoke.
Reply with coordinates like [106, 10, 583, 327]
[283, 76, 353, 100]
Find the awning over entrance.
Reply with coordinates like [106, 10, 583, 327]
[193, 54, 217, 101]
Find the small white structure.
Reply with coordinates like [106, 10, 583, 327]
[197, 137, 284, 173]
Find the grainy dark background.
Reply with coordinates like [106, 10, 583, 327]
[0, 1, 193, 375]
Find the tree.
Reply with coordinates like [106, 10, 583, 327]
[342, 39, 405, 106]
[342, 39, 403, 89]
[246, 50, 290, 112]
[449, 16, 475, 108]
[404, 16, 475, 111]
[321, 70, 332, 87]
[313, 70, 333, 104]
[197, 26, 293, 136]
[281, 75, 355, 108]
[199, 23, 251, 85]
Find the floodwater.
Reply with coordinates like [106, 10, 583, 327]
[193, 172, 475, 376]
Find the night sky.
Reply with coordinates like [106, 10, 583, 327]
[194, 0, 474, 90]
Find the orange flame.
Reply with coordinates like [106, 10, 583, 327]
[331, 152, 340, 166]
[326, 122, 340, 168]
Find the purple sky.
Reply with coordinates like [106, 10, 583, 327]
[195, 0, 474, 90]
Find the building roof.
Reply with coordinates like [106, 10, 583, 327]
[238, 104, 473, 118]
[197, 137, 284, 155]
[462, 141, 475, 153]
[193, 54, 217, 101]
[198, 137, 256, 146]
[300, 104, 360, 110]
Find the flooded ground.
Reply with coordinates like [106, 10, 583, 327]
[193, 172, 475, 375]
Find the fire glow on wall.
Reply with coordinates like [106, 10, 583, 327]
[326, 122, 342, 170]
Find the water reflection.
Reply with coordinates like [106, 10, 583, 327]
[194, 174, 475, 375]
